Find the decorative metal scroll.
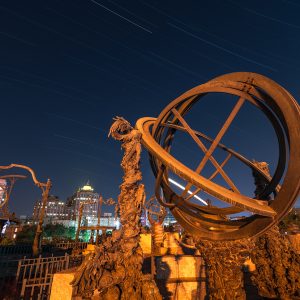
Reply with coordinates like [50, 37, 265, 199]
[0, 174, 26, 219]
[0, 164, 51, 255]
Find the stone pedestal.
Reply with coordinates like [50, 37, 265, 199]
[139, 233, 184, 256]
[50, 255, 206, 300]
[139, 233, 152, 255]
[50, 268, 76, 300]
[198, 239, 252, 300]
[82, 244, 96, 256]
[163, 232, 183, 255]
[155, 255, 206, 300]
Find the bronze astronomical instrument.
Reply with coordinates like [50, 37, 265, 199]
[145, 195, 167, 225]
[136, 72, 300, 241]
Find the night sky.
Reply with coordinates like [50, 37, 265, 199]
[1, 0, 299, 216]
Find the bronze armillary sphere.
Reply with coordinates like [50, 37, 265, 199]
[135, 72, 300, 241]
[145, 196, 167, 225]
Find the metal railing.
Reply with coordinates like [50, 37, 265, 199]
[53, 241, 88, 250]
[16, 253, 83, 299]
[0, 244, 53, 256]
[0, 258, 20, 277]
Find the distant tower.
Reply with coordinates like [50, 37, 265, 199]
[74, 182, 99, 226]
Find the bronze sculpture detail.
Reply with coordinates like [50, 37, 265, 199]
[71, 117, 161, 299]
[145, 196, 167, 255]
[197, 239, 252, 300]
[72, 72, 300, 299]
[250, 162, 300, 299]
[251, 226, 300, 299]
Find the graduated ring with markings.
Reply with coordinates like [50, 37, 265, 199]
[135, 72, 300, 241]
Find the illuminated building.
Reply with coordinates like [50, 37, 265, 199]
[101, 213, 115, 226]
[140, 209, 148, 227]
[32, 195, 68, 223]
[3, 224, 20, 240]
[163, 209, 177, 226]
[31, 181, 120, 230]
[74, 182, 99, 225]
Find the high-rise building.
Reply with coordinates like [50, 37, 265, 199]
[30, 182, 120, 230]
[163, 209, 177, 226]
[74, 182, 99, 226]
[140, 208, 148, 227]
[65, 194, 76, 221]
[32, 195, 68, 223]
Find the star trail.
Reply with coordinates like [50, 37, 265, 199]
[0, 0, 299, 215]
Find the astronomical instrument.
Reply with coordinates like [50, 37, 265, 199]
[136, 72, 300, 240]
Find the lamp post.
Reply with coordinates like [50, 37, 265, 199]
[75, 202, 83, 242]
[96, 196, 103, 244]
[32, 178, 51, 256]
[0, 164, 52, 256]
[75, 198, 97, 243]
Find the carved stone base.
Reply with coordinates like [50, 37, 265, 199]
[251, 226, 300, 299]
[155, 255, 206, 300]
[50, 269, 76, 300]
[197, 239, 252, 300]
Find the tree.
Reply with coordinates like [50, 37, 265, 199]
[43, 224, 65, 238]
[15, 225, 36, 244]
[43, 224, 76, 241]
[66, 226, 76, 240]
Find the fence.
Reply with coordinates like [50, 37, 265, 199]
[0, 242, 87, 256]
[0, 244, 53, 256]
[0, 258, 20, 277]
[53, 241, 88, 250]
[16, 253, 83, 299]
[0, 244, 32, 256]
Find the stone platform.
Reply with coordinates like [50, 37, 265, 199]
[50, 254, 205, 300]
[49, 268, 76, 300]
[155, 255, 206, 300]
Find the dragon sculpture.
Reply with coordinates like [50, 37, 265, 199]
[71, 117, 162, 299]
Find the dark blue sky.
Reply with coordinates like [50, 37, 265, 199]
[1, 0, 299, 216]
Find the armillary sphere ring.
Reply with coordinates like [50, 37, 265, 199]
[144, 195, 167, 224]
[136, 72, 300, 241]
